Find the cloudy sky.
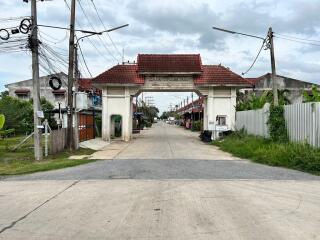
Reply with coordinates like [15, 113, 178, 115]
[1, 0, 319, 112]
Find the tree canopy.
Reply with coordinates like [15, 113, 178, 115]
[303, 85, 320, 102]
[0, 93, 56, 134]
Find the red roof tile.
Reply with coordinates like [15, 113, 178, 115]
[245, 77, 261, 85]
[176, 97, 204, 113]
[137, 54, 202, 73]
[93, 64, 144, 85]
[194, 65, 252, 86]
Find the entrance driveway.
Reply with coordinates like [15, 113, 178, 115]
[1, 122, 320, 239]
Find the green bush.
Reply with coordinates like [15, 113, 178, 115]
[0, 96, 33, 134]
[191, 120, 202, 131]
[145, 121, 152, 128]
[0, 96, 58, 134]
[213, 133, 320, 175]
[0, 114, 5, 129]
[267, 105, 288, 142]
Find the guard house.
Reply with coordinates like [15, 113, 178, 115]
[93, 54, 251, 141]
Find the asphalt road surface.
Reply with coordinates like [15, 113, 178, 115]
[1, 122, 320, 239]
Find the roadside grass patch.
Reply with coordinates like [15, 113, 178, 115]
[213, 134, 320, 175]
[0, 136, 96, 175]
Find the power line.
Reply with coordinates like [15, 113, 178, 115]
[90, 0, 122, 58]
[274, 32, 320, 44]
[64, 0, 116, 64]
[78, 42, 93, 77]
[38, 29, 68, 44]
[242, 37, 267, 75]
[0, 16, 29, 22]
[274, 35, 320, 47]
[77, 0, 120, 63]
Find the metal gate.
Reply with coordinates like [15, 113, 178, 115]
[79, 113, 94, 142]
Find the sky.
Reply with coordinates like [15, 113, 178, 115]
[0, 0, 319, 113]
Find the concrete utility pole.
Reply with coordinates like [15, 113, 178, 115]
[73, 43, 79, 150]
[268, 27, 279, 106]
[31, 0, 42, 160]
[212, 26, 279, 106]
[67, 0, 76, 150]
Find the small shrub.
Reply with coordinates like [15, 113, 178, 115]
[191, 120, 202, 131]
[145, 121, 152, 128]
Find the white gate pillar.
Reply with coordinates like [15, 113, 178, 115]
[207, 87, 215, 131]
[122, 87, 132, 142]
[101, 88, 110, 141]
[203, 96, 208, 130]
[230, 88, 237, 130]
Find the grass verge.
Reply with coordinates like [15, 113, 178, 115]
[213, 133, 320, 175]
[0, 136, 96, 175]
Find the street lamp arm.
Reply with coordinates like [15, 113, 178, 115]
[212, 26, 265, 41]
[37, 23, 129, 35]
[99, 24, 129, 33]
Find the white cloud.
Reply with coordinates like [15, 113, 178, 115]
[0, 0, 319, 111]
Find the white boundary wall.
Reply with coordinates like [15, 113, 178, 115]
[285, 102, 320, 148]
[235, 102, 320, 148]
[235, 104, 270, 138]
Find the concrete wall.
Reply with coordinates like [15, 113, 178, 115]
[204, 87, 236, 131]
[102, 86, 132, 141]
[243, 74, 318, 104]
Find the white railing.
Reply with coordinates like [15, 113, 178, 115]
[235, 102, 320, 148]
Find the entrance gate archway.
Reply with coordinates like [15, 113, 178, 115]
[93, 54, 251, 141]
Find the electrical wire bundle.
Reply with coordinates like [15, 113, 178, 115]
[0, 17, 32, 53]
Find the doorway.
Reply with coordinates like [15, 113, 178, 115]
[110, 115, 122, 139]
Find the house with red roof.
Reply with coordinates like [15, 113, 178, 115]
[93, 54, 252, 141]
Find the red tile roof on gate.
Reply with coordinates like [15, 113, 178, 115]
[194, 65, 252, 86]
[137, 54, 202, 73]
[92, 54, 252, 86]
[93, 64, 144, 85]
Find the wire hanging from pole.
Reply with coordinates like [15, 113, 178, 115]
[241, 38, 267, 75]
[78, 42, 93, 77]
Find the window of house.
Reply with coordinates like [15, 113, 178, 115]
[16, 93, 30, 100]
[216, 115, 227, 125]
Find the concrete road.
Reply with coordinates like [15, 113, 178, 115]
[1, 122, 320, 239]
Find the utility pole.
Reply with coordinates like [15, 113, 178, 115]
[31, 0, 42, 160]
[268, 27, 279, 106]
[67, 0, 76, 151]
[74, 43, 79, 150]
[212, 26, 279, 106]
